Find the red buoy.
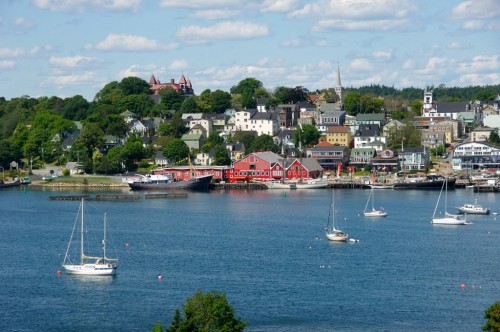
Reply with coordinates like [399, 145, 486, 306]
[57, 270, 61, 275]
[461, 283, 466, 289]
[125, 243, 129, 248]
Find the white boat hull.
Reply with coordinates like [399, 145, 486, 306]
[63, 263, 117, 276]
[457, 207, 489, 215]
[364, 210, 388, 217]
[431, 217, 466, 225]
[326, 232, 348, 242]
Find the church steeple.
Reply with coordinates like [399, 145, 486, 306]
[334, 63, 342, 107]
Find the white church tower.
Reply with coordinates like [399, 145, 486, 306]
[422, 90, 436, 117]
[335, 63, 342, 107]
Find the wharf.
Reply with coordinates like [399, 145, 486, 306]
[49, 194, 140, 201]
[145, 193, 188, 199]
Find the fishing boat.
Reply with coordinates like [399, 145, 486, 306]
[457, 197, 490, 215]
[431, 178, 466, 225]
[363, 188, 388, 217]
[393, 175, 456, 190]
[128, 173, 213, 191]
[62, 198, 118, 275]
[324, 190, 348, 242]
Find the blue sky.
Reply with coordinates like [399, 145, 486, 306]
[1, 0, 499, 101]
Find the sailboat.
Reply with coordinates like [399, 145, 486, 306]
[62, 198, 118, 275]
[363, 188, 388, 217]
[324, 190, 348, 242]
[432, 178, 466, 225]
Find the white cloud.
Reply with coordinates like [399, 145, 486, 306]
[87, 34, 178, 51]
[261, 0, 298, 13]
[158, 0, 239, 9]
[462, 20, 485, 30]
[414, 57, 448, 75]
[190, 9, 240, 20]
[0, 60, 15, 69]
[453, 73, 500, 86]
[456, 55, 499, 73]
[169, 60, 189, 71]
[13, 17, 35, 29]
[49, 55, 99, 68]
[33, 0, 141, 12]
[372, 51, 392, 60]
[313, 18, 409, 32]
[451, 0, 500, 19]
[350, 58, 373, 71]
[41, 71, 99, 87]
[402, 59, 414, 69]
[0, 48, 25, 57]
[448, 42, 468, 50]
[289, 0, 416, 19]
[176, 21, 269, 41]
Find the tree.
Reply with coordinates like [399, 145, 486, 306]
[488, 131, 500, 146]
[201, 132, 224, 153]
[163, 139, 189, 164]
[165, 290, 247, 332]
[231, 78, 262, 109]
[211, 90, 232, 113]
[297, 124, 320, 148]
[483, 302, 500, 332]
[160, 88, 184, 111]
[343, 92, 362, 115]
[180, 96, 198, 113]
[61, 95, 90, 120]
[119, 76, 150, 95]
[213, 145, 231, 165]
[249, 134, 278, 154]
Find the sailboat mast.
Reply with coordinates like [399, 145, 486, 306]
[80, 198, 84, 263]
[103, 212, 107, 261]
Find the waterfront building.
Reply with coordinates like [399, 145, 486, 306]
[310, 142, 349, 170]
[452, 141, 500, 171]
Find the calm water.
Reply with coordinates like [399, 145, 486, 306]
[0, 186, 499, 331]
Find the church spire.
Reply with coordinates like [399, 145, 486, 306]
[335, 63, 342, 107]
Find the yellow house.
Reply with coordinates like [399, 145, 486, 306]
[325, 125, 351, 146]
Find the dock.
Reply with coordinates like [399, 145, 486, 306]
[48, 195, 92, 201]
[145, 193, 188, 199]
[95, 194, 140, 200]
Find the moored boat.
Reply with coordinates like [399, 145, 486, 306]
[394, 175, 456, 190]
[457, 198, 490, 215]
[128, 173, 213, 191]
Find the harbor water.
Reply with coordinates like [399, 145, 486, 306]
[0, 187, 499, 331]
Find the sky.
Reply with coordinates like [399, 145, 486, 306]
[1, 0, 499, 102]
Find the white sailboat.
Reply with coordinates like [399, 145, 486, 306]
[432, 178, 466, 225]
[363, 188, 388, 217]
[62, 198, 118, 275]
[324, 190, 348, 242]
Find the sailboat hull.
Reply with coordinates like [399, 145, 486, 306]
[63, 263, 117, 276]
[431, 217, 466, 225]
[364, 210, 388, 217]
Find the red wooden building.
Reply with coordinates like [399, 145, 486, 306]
[226, 151, 324, 183]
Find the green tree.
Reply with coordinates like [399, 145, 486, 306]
[211, 89, 232, 113]
[163, 139, 189, 164]
[165, 290, 247, 332]
[249, 134, 278, 154]
[76, 122, 105, 159]
[297, 124, 320, 148]
[343, 92, 362, 115]
[483, 302, 500, 332]
[201, 132, 224, 153]
[213, 145, 231, 165]
[61, 95, 90, 120]
[231, 78, 262, 109]
[121, 135, 146, 170]
[119, 76, 150, 95]
[160, 88, 185, 111]
[180, 96, 198, 113]
[488, 131, 500, 145]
